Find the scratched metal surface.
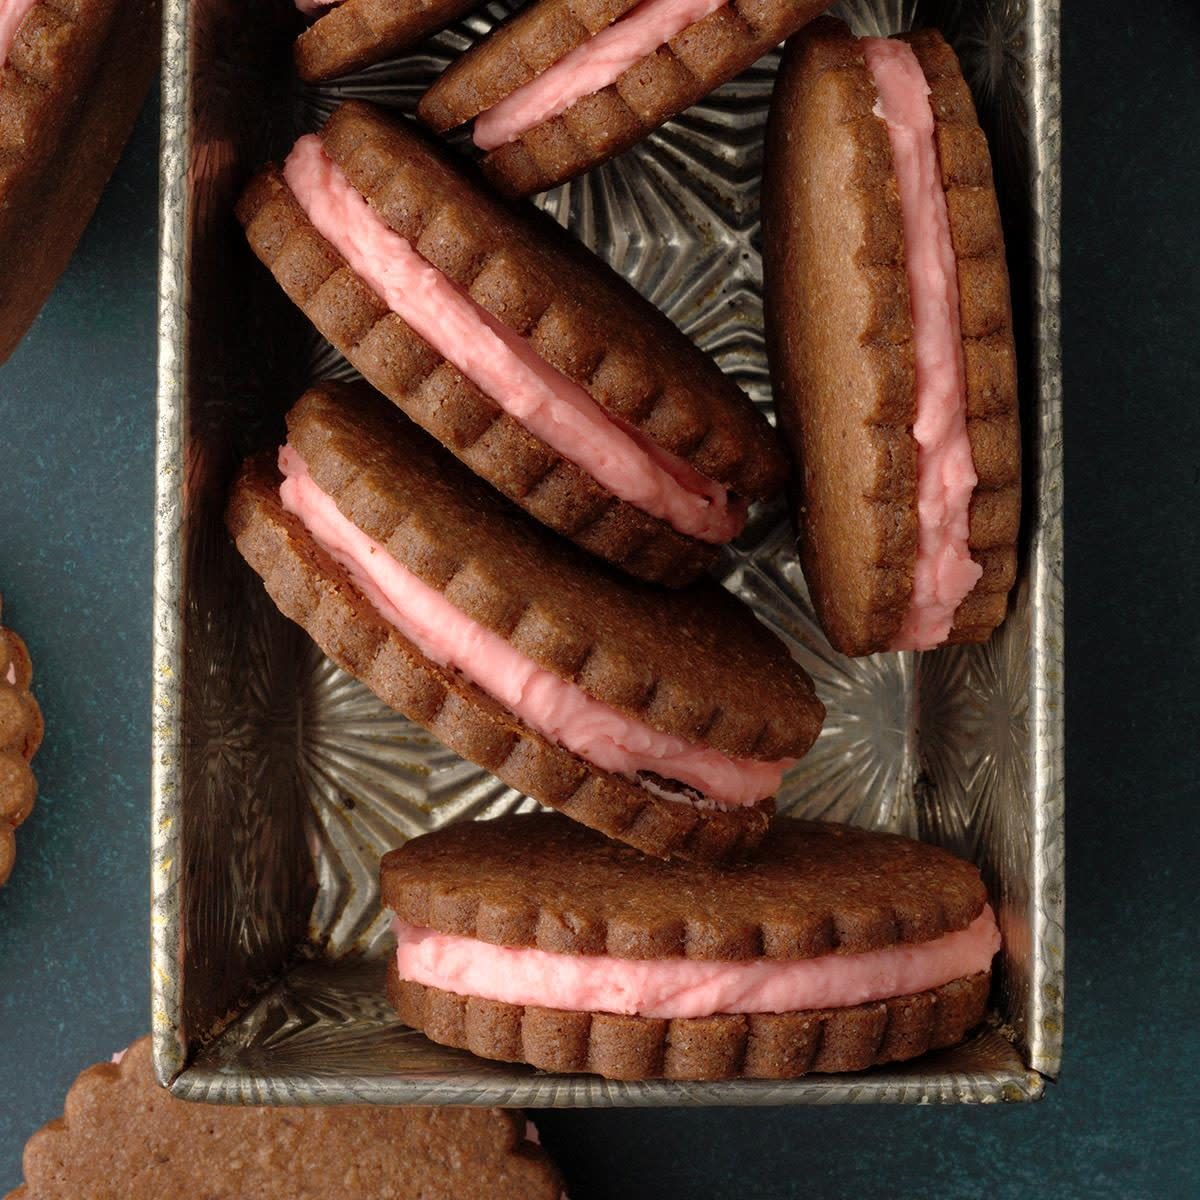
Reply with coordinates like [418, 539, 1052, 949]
[151, 0, 1062, 1104]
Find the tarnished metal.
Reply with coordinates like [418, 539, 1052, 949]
[153, 0, 1062, 1104]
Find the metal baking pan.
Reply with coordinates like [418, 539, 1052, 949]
[152, 0, 1062, 1105]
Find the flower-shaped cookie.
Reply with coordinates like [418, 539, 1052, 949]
[1, 605, 42, 886]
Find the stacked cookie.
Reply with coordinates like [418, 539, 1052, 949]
[383, 815, 999, 1080]
[237, 102, 785, 587]
[229, 380, 820, 861]
[292, 0, 836, 193]
[763, 20, 1020, 655]
[230, 5, 1019, 1082]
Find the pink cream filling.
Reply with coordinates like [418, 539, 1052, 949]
[862, 39, 983, 652]
[295, 0, 337, 14]
[392, 905, 1000, 1019]
[0, 0, 39, 68]
[473, 0, 727, 151]
[283, 136, 743, 544]
[279, 447, 792, 806]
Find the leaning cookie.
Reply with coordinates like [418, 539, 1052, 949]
[762, 20, 1020, 656]
[295, 0, 484, 83]
[418, 0, 835, 195]
[6, 1037, 564, 1199]
[0, 0, 160, 363]
[0, 602, 42, 886]
[382, 813, 1000, 1080]
[228, 382, 823, 862]
[237, 101, 784, 587]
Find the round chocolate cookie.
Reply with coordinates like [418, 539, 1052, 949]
[0, 604, 42, 886]
[418, 0, 836, 196]
[0, 0, 160, 364]
[7, 1037, 564, 1199]
[227, 381, 824, 862]
[380, 813, 999, 1080]
[762, 19, 1020, 656]
[237, 100, 785, 587]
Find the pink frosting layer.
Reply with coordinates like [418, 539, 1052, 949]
[473, 0, 726, 151]
[283, 136, 742, 544]
[863, 39, 982, 652]
[393, 906, 1000, 1019]
[279, 447, 791, 806]
[295, 0, 337, 14]
[0, 0, 39, 68]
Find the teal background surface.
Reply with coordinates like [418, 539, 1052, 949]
[1, 4, 1198, 1196]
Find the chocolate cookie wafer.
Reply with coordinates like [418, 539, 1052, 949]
[381, 813, 1000, 1080]
[228, 382, 823, 862]
[0, 0, 160, 363]
[237, 100, 784, 587]
[418, 0, 835, 195]
[7, 1037, 564, 1199]
[762, 19, 1020, 656]
[295, 0, 485, 83]
[0, 602, 41, 886]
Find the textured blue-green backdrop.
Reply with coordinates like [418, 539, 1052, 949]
[1, 5, 1198, 1196]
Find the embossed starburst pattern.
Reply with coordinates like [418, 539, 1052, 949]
[154, 0, 1063, 1103]
[298, 645, 544, 957]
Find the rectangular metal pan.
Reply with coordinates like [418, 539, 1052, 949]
[152, 0, 1062, 1105]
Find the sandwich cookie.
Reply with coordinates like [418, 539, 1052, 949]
[238, 101, 784, 587]
[418, 0, 836, 196]
[294, 0, 484, 83]
[6, 1037, 564, 1199]
[0, 602, 41, 886]
[227, 382, 824, 862]
[382, 813, 1001, 1080]
[0, 0, 160, 363]
[762, 19, 1020, 656]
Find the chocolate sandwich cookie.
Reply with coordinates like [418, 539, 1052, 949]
[418, 0, 836, 196]
[382, 813, 1001, 1080]
[228, 381, 823, 861]
[0, 0, 160, 363]
[237, 100, 784, 587]
[0, 602, 41, 886]
[762, 19, 1020, 657]
[295, 0, 484, 83]
[7, 1037, 564, 1199]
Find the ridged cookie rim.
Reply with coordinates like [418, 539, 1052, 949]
[388, 961, 992, 1080]
[380, 813, 989, 961]
[902, 27, 1021, 645]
